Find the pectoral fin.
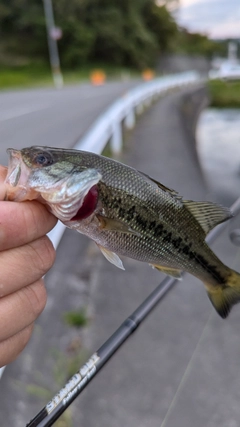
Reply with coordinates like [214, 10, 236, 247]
[97, 214, 140, 237]
[97, 244, 125, 270]
[150, 263, 182, 279]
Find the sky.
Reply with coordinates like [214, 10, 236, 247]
[176, 0, 240, 39]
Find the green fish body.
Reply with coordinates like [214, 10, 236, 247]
[5, 146, 240, 318]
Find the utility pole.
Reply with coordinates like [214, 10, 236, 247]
[43, 0, 63, 89]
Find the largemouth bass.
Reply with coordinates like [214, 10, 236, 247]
[4, 146, 240, 318]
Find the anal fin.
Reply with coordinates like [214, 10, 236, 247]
[149, 263, 182, 279]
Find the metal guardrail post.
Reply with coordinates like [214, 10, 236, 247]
[110, 122, 122, 155]
[124, 108, 136, 130]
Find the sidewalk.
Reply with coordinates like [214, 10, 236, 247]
[76, 87, 240, 427]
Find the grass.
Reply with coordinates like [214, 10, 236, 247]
[63, 308, 89, 328]
[0, 62, 141, 90]
[0, 64, 52, 89]
[24, 345, 88, 427]
[26, 384, 52, 399]
[208, 79, 240, 108]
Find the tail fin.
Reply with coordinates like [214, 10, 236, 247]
[206, 270, 240, 318]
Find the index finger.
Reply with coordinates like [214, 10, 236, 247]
[0, 200, 57, 251]
[0, 165, 57, 250]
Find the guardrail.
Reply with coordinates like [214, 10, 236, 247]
[0, 71, 201, 382]
[76, 71, 201, 155]
[48, 71, 201, 248]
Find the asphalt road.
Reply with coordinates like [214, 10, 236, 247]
[1, 83, 240, 427]
[0, 80, 139, 166]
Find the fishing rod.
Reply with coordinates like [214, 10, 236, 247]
[26, 196, 240, 427]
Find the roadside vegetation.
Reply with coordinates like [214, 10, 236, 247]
[208, 79, 240, 108]
[22, 309, 90, 427]
[0, 62, 141, 90]
[0, 0, 227, 90]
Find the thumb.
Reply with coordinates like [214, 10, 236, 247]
[0, 166, 8, 201]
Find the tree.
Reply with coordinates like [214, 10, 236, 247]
[1, 0, 219, 70]
[143, 1, 178, 53]
[175, 29, 227, 58]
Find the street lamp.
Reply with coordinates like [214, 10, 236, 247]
[43, 0, 63, 89]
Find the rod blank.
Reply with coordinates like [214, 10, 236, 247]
[26, 196, 240, 427]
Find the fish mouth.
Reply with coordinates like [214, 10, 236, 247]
[4, 149, 36, 201]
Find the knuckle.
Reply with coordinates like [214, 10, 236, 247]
[19, 324, 34, 349]
[22, 201, 57, 242]
[0, 324, 34, 367]
[14, 324, 34, 351]
[22, 202, 40, 241]
[22, 280, 47, 318]
[30, 236, 56, 276]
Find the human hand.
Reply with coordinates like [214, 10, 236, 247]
[0, 166, 57, 367]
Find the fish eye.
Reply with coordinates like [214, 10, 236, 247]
[34, 152, 54, 167]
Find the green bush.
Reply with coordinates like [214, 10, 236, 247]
[208, 79, 240, 108]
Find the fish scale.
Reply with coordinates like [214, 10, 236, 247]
[95, 181, 207, 270]
[4, 145, 240, 318]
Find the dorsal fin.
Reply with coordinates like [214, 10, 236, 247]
[183, 200, 233, 235]
[140, 172, 182, 201]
